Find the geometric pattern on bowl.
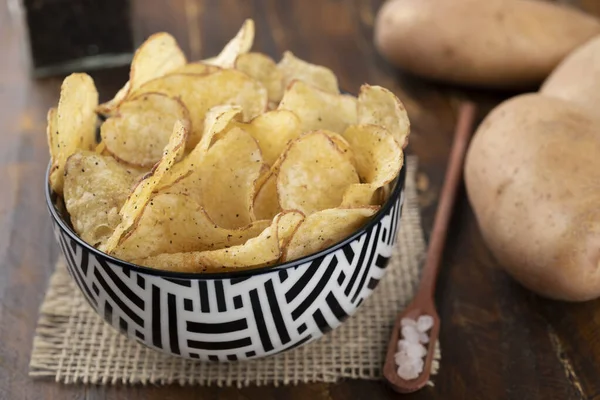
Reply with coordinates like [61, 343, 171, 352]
[47, 166, 406, 361]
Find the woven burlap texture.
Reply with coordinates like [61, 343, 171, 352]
[29, 156, 426, 387]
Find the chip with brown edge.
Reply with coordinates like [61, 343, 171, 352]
[157, 104, 243, 198]
[112, 192, 270, 261]
[278, 51, 339, 94]
[277, 131, 359, 215]
[205, 19, 255, 68]
[172, 63, 221, 75]
[283, 207, 379, 261]
[278, 80, 356, 134]
[230, 110, 301, 166]
[97, 33, 187, 115]
[46, 108, 58, 173]
[198, 127, 265, 229]
[235, 52, 283, 103]
[357, 84, 410, 149]
[50, 73, 99, 196]
[133, 210, 304, 272]
[129, 69, 267, 148]
[253, 169, 280, 220]
[63, 151, 140, 247]
[101, 120, 188, 254]
[101, 93, 190, 167]
[340, 124, 404, 207]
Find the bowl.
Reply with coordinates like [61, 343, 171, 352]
[45, 161, 406, 361]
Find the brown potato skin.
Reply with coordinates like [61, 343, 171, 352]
[465, 94, 600, 301]
[541, 34, 600, 113]
[374, 0, 600, 88]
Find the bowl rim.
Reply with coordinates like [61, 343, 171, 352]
[45, 157, 406, 280]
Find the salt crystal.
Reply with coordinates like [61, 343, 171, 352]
[400, 317, 417, 328]
[419, 332, 430, 344]
[401, 325, 420, 343]
[417, 315, 434, 332]
[397, 363, 419, 380]
[395, 351, 411, 366]
[406, 342, 427, 359]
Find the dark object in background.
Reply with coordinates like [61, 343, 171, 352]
[24, 0, 135, 78]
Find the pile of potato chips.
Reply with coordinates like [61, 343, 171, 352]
[46, 19, 410, 273]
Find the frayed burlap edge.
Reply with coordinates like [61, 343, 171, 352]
[29, 156, 435, 387]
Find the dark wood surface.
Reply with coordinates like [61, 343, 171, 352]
[2, 0, 600, 399]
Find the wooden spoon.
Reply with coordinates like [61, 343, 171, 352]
[383, 102, 477, 393]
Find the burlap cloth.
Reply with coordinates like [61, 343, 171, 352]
[29, 156, 432, 387]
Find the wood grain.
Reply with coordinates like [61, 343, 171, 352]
[1, 0, 599, 399]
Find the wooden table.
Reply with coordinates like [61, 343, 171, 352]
[2, 0, 600, 398]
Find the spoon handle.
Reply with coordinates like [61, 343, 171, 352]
[416, 102, 477, 302]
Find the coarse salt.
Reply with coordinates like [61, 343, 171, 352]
[394, 314, 435, 380]
[417, 315, 434, 332]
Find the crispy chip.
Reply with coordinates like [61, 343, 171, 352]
[278, 51, 339, 94]
[235, 52, 283, 103]
[101, 121, 188, 253]
[63, 151, 139, 247]
[96, 82, 129, 116]
[113, 193, 269, 260]
[341, 124, 403, 206]
[357, 84, 410, 148]
[205, 19, 255, 68]
[97, 33, 187, 115]
[198, 127, 265, 229]
[46, 108, 58, 172]
[283, 207, 378, 261]
[95, 141, 107, 155]
[172, 63, 220, 75]
[133, 210, 304, 272]
[230, 110, 301, 166]
[278, 80, 356, 133]
[49, 73, 99, 195]
[253, 172, 280, 220]
[101, 93, 190, 167]
[277, 131, 359, 215]
[130, 70, 267, 147]
[157, 105, 243, 196]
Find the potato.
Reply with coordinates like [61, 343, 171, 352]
[465, 94, 600, 301]
[541, 35, 600, 113]
[374, 0, 600, 88]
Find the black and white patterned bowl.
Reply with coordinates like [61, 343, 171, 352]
[45, 162, 406, 361]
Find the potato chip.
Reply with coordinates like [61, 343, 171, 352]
[63, 151, 139, 247]
[230, 110, 301, 166]
[172, 62, 220, 75]
[235, 52, 283, 103]
[113, 193, 270, 260]
[133, 210, 304, 272]
[95, 141, 107, 155]
[157, 105, 243, 196]
[278, 51, 339, 94]
[283, 207, 379, 261]
[340, 124, 403, 206]
[50, 73, 99, 195]
[321, 130, 356, 166]
[357, 84, 410, 148]
[278, 80, 356, 133]
[197, 127, 265, 229]
[101, 121, 188, 253]
[96, 82, 129, 116]
[130, 70, 268, 147]
[253, 172, 280, 220]
[205, 19, 255, 68]
[46, 108, 58, 172]
[101, 93, 190, 167]
[277, 131, 359, 215]
[97, 33, 187, 115]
